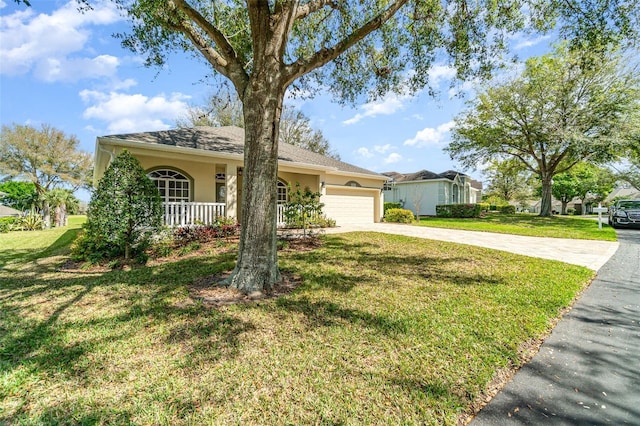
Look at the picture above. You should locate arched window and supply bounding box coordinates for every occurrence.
[148,169,191,203]
[346,180,361,187]
[277,179,288,204]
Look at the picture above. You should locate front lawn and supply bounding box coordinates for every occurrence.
[0,215,86,269]
[417,213,617,241]
[0,230,594,425]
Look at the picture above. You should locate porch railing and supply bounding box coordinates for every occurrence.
[162,202,288,227]
[162,202,226,226]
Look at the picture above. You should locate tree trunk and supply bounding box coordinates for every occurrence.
[561,201,568,215]
[42,199,51,228]
[223,82,283,294]
[540,177,553,217]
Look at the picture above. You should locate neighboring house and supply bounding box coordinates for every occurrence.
[0,205,22,218]
[93,126,387,226]
[382,170,482,217]
[606,184,640,203]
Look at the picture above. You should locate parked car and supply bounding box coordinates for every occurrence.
[608,199,640,228]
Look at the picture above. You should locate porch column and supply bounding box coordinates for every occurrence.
[225,164,238,220]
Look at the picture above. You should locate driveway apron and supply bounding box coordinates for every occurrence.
[471,228,640,425]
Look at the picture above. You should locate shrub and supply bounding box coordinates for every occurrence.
[0,217,17,233]
[477,203,490,212]
[13,211,44,231]
[384,208,415,223]
[383,202,402,215]
[436,204,482,218]
[499,205,516,214]
[283,183,334,236]
[566,207,576,215]
[72,150,162,263]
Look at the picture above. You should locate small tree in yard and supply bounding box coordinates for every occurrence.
[76,151,162,262]
[283,183,323,239]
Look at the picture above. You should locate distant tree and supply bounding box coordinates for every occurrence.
[410,187,424,219]
[448,46,640,217]
[278,108,340,159]
[552,172,581,215]
[483,159,532,203]
[78,151,161,262]
[617,158,640,191]
[176,89,244,128]
[573,164,615,213]
[613,123,640,190]
[178,93,340,159]
[0,181,37,211]
[45,188,79,227]
[0,124,93,227]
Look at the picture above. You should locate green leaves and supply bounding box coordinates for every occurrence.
[79,150,162,262]
[448,45,640,215]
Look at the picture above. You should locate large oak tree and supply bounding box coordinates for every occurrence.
[448,46,640,216]
[20,0,637,292]
[0,124,93,227]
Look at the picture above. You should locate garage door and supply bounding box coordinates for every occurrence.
[323,188,375,225]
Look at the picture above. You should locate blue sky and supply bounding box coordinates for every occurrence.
[1,1,554,200]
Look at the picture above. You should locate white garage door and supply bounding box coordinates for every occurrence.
[323,188,375,225]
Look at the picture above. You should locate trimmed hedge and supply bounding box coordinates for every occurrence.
[384,208,415,223]
[499,205,516,214]
[435,204,482,218]
[383,202,402,215]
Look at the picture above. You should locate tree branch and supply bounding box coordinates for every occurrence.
[294,0,339,20]
[171,0,249,90]
[283,0,409,87]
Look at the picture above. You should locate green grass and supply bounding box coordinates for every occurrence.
[417,213,617,241]
[0,230,594,425]
[0,215,86,269]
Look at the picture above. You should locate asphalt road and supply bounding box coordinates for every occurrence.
[471,227,640,425]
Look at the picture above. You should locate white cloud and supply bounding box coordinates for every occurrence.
[429,64,456,86]
[343,93,409,125]
[403,121,455,147]
[81,90,191,134]
[0,1,123,81]
[34,54,120,82]
[374,144,393,154]
[383,153,403,164]
[512,34,551,51]
[356,147,374,158]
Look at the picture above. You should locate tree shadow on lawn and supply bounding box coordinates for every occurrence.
[0,228,82,270]
[0,253,252,386]
[284,234,508,293]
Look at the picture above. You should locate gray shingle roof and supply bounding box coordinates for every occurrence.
[102,126,383,178]
[382,169,469,182]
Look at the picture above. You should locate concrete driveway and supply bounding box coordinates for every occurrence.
[325,223,619,271]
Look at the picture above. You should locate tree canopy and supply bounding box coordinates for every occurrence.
[0,123,93,227]
[482,159,532,203]
[0,124,93,196]
[448,45,640,216]
[0,181,37,212]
